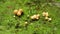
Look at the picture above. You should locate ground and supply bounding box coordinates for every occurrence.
[0,0,60,34]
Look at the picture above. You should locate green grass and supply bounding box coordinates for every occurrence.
[0,0,60,34]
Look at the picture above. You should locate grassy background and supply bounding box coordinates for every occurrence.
[0,0,60,34]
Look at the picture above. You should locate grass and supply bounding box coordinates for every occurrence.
[0,0,60,34]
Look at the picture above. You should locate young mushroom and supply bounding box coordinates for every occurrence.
[48,18,52,21]
[25,22,28,24]
[45,16,48,20]
[42,12,49,17]
[30,14,40,20]
[17,9,23,16]
[13,9,23,16]
[23,22,28,26]
[17,11,21,16]
[45,17,52,21]
[13,15,15,18]
[13,10,18,15]
[24,22,28,29]
[45,12,49,17]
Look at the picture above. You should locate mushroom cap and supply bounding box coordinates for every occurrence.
[42,12,46,16]
[45,12,49,17]
[13,15,15,18]
[25,22,28,24]
[42,12,49,17]
[14,10,18,15]
[17,11,21,16]
[48,18,52,21]
[17,9,23,16]
[30,16,35,19]
[45,16,48,20]
[30,14,40,19]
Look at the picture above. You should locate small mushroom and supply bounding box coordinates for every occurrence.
[24,22,28,29]
[36,14,40,19]
[48,18,52,21]
[13,10,18,15]
[42,12,49,17]
[13,9,23,16]
[25,22,28,24]
[45,12,49,17]
[42,12,46,16]
[13,15,15,18]
[30,14,40,20]
[30,15,36,19]
[45,16,48,20]
[17,9,23,16]
[17,11,22,16]
[24,22,28,26]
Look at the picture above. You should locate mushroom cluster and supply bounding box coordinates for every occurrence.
[13,9,52,22]
[13,9,23,16]
[30,14,40,20]
[42,12,49,17]
[42,12,52,21]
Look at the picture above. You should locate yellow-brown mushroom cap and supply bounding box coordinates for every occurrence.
[42,12,49,17]
[13,10,18,15]
[45,16,48,20]
[30,14,40,19]
[17,11,21,16]
[17,9,23,16]
[48,18,52,21]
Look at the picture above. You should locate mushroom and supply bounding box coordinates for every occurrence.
[25,22,28,24]
[42,12,49,17]
[30,14,40,20]
[35,14,40,19]
[17,11,22,16]
[48,18,52,21]
[42,12,46,16]
[17,9,23,16]
[13,10,18,15]
[30,15,36,19]
[45,12,49,17]
[45,16,48,20]
[13,15,15,18]
[24,22,28,29]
